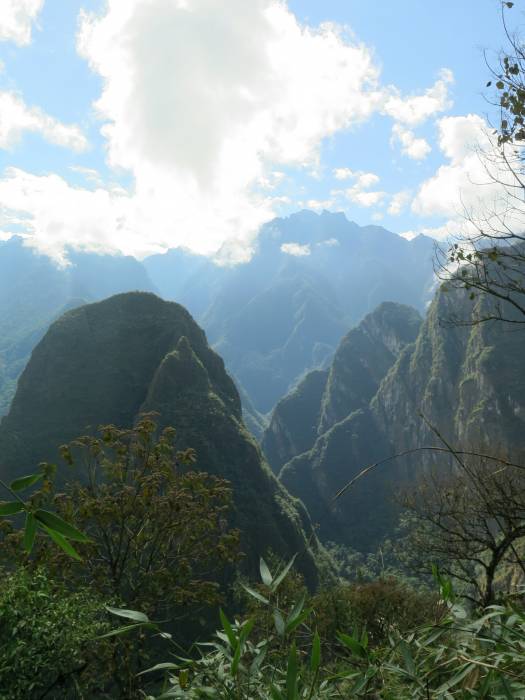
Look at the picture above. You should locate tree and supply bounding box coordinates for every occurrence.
[436,1,525,326]
[27,415,241,618]
[400,455,525,606]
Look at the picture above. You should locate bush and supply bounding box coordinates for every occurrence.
[0,566,110,699]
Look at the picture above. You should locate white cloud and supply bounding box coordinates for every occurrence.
[46,0,386,263]
[387,190,411,216]
[346,189,385,207]
[304,198,334,211]
[334,168,384,208]
[412,114,493,219]
[0,91,88,152]
[317,237,339,247]
[0,0,459,262]
[383,68,454,126]
[391,124,431,160]
[0,0,43,45]
[281,241,311,256]
[333,167,354,180]
[410,113,525,243]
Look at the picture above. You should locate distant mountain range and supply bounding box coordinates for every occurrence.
[0,212,436,427]
[144,210,436,417]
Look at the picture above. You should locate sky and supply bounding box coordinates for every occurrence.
[0,0,520,263]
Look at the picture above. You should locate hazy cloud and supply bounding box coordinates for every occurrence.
[0,91,88,152]
[0,0,44,46]
[391,124,431,160]
[281,241,311,256]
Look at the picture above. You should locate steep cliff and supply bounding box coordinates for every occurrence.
[276,288,525,552]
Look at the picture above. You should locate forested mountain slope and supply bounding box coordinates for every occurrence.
[0,292,322,584]
[266,290,525,552]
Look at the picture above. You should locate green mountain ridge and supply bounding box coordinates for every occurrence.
[265,290,525,552]
[0,292,323,585]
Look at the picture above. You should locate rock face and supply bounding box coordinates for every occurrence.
[270,290,525,553]
[0,292,322,585]
[263,303,421,474]
[144,211,435,414]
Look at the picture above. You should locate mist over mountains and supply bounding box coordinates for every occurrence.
[0,211,435,426]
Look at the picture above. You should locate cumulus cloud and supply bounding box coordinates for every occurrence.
[391,124,431,160]
[0,91,88,152]
[0,0,43,46]
[412,114,492,219]
[383,68,453,126]
[410,113,525,242]
[388,190,411,216]
[333,168,384,208]
[333,167,354,180]
[281,241,311,256]
[0,0,459,262]
[39,0,385,263]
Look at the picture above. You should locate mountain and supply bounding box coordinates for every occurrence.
[144,211,435,414]
[268,289,525,553]
[0,292,322,585]
[0,237,157,416]
[263,302,422,473]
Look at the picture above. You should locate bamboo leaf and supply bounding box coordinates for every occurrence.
[10,473,44,492]
[23,512,36,553]
[34,509,89,542]
[41,524,81,560]
[0,501,24,516]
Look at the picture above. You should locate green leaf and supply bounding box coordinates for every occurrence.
[10,472,43,492]
[98,622,153,639]
[239,618,255,647]
[23,512,36,553]
[41,524,81,560]
[286,642,298,700]
[398,640,416,677]
[286,592,306,629]
[138,662,179,676]
[106,606,150,623]
[231,640,242,677]
[337,632,367,658]
[271,553,297,592]
[310,631,321,673]
[260,557,273,586]
[34,509,89,542]
[219,608,237,649]
[0,501,24,516]
[274,609,285,637]
[242,584,269,605]
[270,685,284,700]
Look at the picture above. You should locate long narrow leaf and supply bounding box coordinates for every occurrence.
[34,509,89,542]
[286,642,298,700]
[0,501,24,516]
[106,606,150,623]
[310,631,321,673]
[10,473,43,492]
[272,554,298,592]
[40,524,81,560]
[23,512,36,553]
[260,557,273,586]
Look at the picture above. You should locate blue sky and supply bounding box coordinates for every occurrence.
[0,0,518,261]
